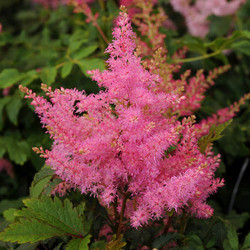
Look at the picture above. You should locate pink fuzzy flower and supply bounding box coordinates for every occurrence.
[21,10,224,227]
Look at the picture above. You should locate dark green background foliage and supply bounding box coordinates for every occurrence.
[0,0,250,249]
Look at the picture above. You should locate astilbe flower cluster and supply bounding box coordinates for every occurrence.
[170,0,246,37]
[20,10,224,227]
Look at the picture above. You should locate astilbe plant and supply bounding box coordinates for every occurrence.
[20,10,225,234]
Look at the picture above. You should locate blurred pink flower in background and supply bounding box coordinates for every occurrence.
[0,159,14,178]
[170,0,246,37]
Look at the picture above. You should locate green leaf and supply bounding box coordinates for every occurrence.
[225,211,249,230]
[30,176,52,198]
[0,196,89,244]
[72,45,98,60]
[198,119,232,154]
[3,208,18,222]
[30,165,55,197]
[21,70,39,86]
[43,178,62,196]
[6,92,23,125]
[69,40,86,53]
[22,196,85,236]
[32,165,54,186]
[77,58,105,77]
[0,218,66,244]
[187,234,204,250]
[61,62,74,78]
[182,36,207,54]
[226,225,239,250]
[242,233,250,250]
[223,239,233,250]
[66,235,91,250]
[0,97,11,130]
[0,69,24,89]
[6,138,30,165]
[231,40,250,56]
[40,67,57,85]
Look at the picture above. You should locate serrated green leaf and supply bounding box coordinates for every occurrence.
[77,58,105,77]
[40,67,57,85]
[0,69,24,89]
[66,235,91,250]
[242,233,250,250]
[231,40,250,56]
[3,208,18,222]
[0,196,89,245]
[72,45,98,60]
[0,218,65,244]
[22,196,85,236]
[61,62,74,78]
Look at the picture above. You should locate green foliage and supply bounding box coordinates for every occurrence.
[66,235,91,250]
[242,233,250,250]
[0,217,66,244]
[223,225,239,250]
[0,69,24,89]
[29,165,54,198]
[0,196,90,244]
[231,40,250,56]
[61,62,74,78]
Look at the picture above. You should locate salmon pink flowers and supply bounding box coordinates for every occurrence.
[20,10,224,227]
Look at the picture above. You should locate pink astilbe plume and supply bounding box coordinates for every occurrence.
[20,10,224,227]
